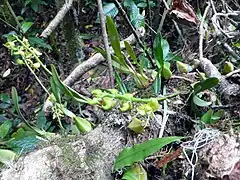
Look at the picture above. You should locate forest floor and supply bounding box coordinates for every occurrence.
[1,0,240,179]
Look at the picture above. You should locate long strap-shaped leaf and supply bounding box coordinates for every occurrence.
[114,136,183,170]
[12,87,55,138]
[50,64,89,103]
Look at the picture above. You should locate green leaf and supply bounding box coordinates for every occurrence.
[154,33,164,69]
[124,0,144,28]
[28,37,52,49]
[0,93,11,109]
[51,65,88,103]
[30,0,47,12]
[193,95,212,107]
[102,3,118,19]
[212,109,224,121]
[122,164,147,180]
[124,41,137,64]
[106,16,123,59]
[115,71,128,94]
[11,87,31,127]
[60,106,76,118]
[153,33,169,69]
[36,111,47,129]
[7,135,40,154]
[201,109,213,124]
[51,65,72,96]
[0,120,12,139]
[50,77,61,103]
[0,149,17,164]
[21,21,33,33]
[193,77,219,94]
[114,136,183,170]
[74,116,92,133]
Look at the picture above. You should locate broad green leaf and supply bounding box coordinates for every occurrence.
[106,16,123,59]
[193,95,212,107]
[21,21,33,33]
[0,93,11,109]
[193,77,219,94]
[114,136,183,170]
[28,37,52,49]
[212,109,224,121]
[102,3,118,19]
[30,0,47,12]
[124,0,144,28]
[201,109,213,124]
[0,120,12,139]
[128,118,145,133]
[122,164,147,180]
[7,135,40,154]
[74,116,92,132]
[0,149,17,164]
[124,41,137,64]
[36,111,47,130]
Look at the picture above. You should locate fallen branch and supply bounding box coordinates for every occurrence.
[40,0,73,38]
[43,28,145,113]
[199,3,240,100]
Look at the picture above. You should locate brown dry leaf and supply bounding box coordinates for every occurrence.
[170,0,198,24]
[157,147,183,168]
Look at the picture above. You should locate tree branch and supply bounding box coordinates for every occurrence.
[40,0,73,38]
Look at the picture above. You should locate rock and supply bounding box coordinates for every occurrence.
[199,134,240,179]
[0,125,125,180]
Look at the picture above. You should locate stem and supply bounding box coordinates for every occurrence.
[23,59,51,96]
[100,92,180,103]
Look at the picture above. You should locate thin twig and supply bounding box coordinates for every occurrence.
[0,17,18,31]
[113,0,156,68]
[199,3,211,61]
[146,0,153,50]
[97,0,114,88]
[40,0,74,38]
[158,8,168,32]
[226,69,240,78]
